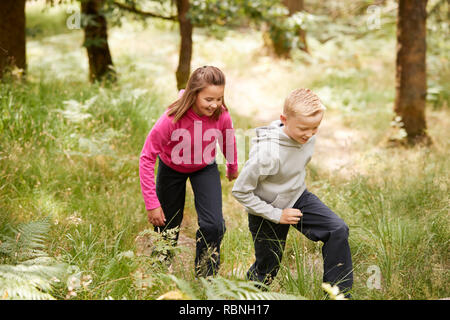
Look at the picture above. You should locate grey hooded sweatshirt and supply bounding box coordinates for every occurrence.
[232,120,315,224]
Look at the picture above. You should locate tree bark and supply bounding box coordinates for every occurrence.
[394,0,430,145]
[81,0,116,83]
[175,0,193,90]
[0,0,26,79]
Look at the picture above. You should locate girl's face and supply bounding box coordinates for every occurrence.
[193,85,224,117]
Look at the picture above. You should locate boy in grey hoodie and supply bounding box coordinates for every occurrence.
[232,89,353,296]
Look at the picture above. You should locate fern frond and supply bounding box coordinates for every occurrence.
[238,291,305,300]
[162,274,199,300]
[201,276,306,300]
[0,217,52,263]
[0,262,66,282]
[0,278,55,300]
[0,263,66,300]
[0,217,68,300]
[158,274,306,301]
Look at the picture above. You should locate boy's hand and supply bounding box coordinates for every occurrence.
[226,170,239,181]
[147,207,166,226]
[280,208,303,224]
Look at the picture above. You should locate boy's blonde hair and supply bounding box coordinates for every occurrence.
[283,88,326,118]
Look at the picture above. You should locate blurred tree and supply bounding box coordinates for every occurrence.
[4,1,313,85]
[19,0,118,83]
[0,0,26,80]
[111,0,187,87]
[394,0,431,145]
[283,0,308,51]
[281,0,308,54]
[252,0,310,58]
[175,0,193,90]
[113,0,308,87]
[82,0,116,83]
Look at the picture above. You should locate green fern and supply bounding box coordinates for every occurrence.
[0,217,67,300]
[160,274,306,300]
[200,276,305,300]
[162,274,201,300]
[0,218,51,263]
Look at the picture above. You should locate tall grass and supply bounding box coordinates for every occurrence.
[308,145,449,299]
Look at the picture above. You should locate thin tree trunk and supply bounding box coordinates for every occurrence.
[0,0,26,79]
[175,0,193,90]
[81,0,116,83]
[394,0,430,145]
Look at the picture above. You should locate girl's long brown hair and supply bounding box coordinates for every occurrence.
[167,66,228,122]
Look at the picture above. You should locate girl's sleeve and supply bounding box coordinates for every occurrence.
[220,111,238,175]
[139,115,171,210]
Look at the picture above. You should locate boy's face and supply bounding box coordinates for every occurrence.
[280,111,323,144]
[193,85,224,117]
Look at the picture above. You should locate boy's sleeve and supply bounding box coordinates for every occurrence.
[231,145,282,224]
[220,111,238,175]
[139,115,171,211]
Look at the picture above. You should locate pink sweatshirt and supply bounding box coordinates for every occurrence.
[139,104,238,211]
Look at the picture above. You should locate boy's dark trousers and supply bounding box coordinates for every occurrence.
[155,158,225,277]
[247,189,353,294]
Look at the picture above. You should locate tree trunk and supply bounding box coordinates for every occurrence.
[81,0,116,83]
[394,0,430,145]
[283,0,309,54]
[0,0,26,79]
[175,0,193,90]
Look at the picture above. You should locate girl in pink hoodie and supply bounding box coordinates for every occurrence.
[139,66,238,277]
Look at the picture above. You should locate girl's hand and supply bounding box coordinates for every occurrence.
[226,170,239,181]
[147,207,166,226]
[279,208,302,225]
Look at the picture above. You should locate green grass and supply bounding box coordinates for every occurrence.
[1,3,449,300]
[26,1,73,40]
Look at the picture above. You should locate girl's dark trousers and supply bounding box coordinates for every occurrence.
[155,158,225,277]
[247,189,353,295]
